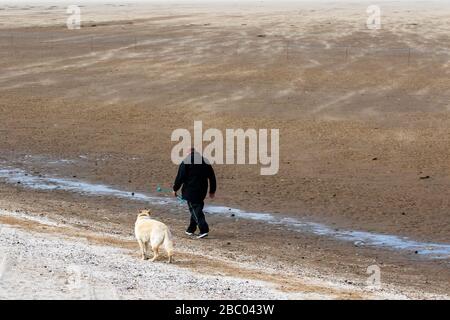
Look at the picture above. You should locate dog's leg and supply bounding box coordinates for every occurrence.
[166,247,174,263]
[144,242,151,260]
[151,245,160,262]
[138,240,147,260]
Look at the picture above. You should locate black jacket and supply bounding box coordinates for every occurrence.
[173,153,216,203]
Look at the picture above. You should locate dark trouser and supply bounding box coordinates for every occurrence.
[186,201,209,234]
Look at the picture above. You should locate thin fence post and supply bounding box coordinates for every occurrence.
[10,33,14,57]
[407,48,411,66]
[345,46,351,61]
[38,33,41,61]
[286,39,289,61]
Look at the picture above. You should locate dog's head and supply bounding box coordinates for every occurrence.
[138,209,151,218]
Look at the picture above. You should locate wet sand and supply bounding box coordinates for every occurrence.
[0,1,449,298]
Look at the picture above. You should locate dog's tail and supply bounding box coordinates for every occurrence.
[164,228,174,263]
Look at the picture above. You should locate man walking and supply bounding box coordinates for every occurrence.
[173,148,216,239]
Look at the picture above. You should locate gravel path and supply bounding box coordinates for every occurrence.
[0,217,319,299]
[2,208,444,300]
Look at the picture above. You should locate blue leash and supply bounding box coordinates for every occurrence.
[156,185,186,203]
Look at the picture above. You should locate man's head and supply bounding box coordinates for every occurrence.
[184,147,203,164]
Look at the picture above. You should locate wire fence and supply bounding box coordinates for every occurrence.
[0,32,448,99]
[0,32,448,60]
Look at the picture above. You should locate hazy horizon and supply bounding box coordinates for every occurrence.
[1,0,447,4]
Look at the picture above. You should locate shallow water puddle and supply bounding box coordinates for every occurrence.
[1,166,449,260]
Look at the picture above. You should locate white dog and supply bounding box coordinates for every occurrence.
[134,209,174,263]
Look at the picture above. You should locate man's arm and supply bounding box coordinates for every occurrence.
[207,164,216,195]
[173,162,185,193]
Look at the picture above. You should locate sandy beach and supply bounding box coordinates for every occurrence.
[0,1,449,299]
